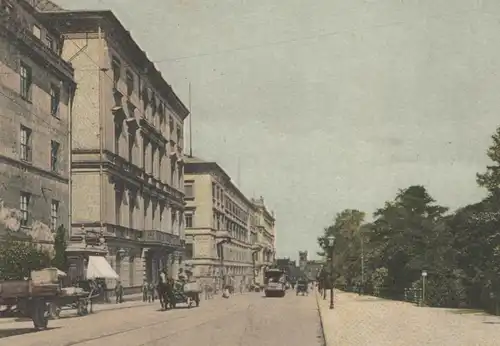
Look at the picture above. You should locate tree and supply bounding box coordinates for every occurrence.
[52,225,68,271]
[0,234,51,280]
[318,209,366,288]
[477,127,500,194]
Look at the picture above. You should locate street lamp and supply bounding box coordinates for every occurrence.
[216,231,231,292]
[251,244,263,289]
[326,235,336,310]
[421,270,427,307]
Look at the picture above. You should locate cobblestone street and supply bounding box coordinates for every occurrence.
[317,290,500,346]
[0,292,323,346]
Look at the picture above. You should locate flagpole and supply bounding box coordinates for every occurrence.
[189,82,193,157]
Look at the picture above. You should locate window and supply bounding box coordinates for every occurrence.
[125,70,134,96]
[142,137,147,169]
[184,183,194,198]
[129,256,135,286]
[185,214,193,228]
[32,25,41,39]
[176,126,182,143]
[127,132,134,164]
[50,140,60,172]
[129,194,134,229]
[50,84,60,116]
[114,122,121,155]
[185,244,193,259]
[51,200,59,231]
[45,35,54,50]
[20,192,30,227]
[158,152,163,181]
[115,188,122,225]
[170,161,176,185]
[20,126,32,162]
[151,146,156,176]
[111,56,121,88]
[20,63,32,101]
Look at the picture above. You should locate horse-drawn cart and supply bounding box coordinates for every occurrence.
[165,280,201,309]
[0,269,61,330]
[48,287,98,319]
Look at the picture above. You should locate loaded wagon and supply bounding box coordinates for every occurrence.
[0,268,61,330]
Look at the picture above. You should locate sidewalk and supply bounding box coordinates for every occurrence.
[316,290,500,346]
[0,289,251,325]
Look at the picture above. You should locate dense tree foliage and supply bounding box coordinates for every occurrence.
[318,126,500,313]
[0,234,52,280]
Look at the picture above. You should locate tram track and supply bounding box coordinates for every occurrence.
[63,298,248,346]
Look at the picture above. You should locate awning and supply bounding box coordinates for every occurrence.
[86,256,119,280]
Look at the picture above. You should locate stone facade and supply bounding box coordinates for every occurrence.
[251,196,276,286]
[0,1,75,242]
[39,10,189,291]
[183,157,259,291]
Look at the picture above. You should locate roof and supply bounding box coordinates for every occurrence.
[28,0,64,11]
[37,10,189,120]
[184,156,255,209]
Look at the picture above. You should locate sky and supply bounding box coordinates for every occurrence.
[56,0,500,260]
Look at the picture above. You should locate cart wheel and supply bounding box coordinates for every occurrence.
[49,302,61,319]
[77,301,88,316]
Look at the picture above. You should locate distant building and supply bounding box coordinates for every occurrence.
[251,196,276,286]
[183,156,256,291]
[298,251,324,281]
[0,1,75,243]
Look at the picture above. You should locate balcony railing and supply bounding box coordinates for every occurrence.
[142,229,181,247]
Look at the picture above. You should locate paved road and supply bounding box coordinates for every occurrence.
[318,290,500,346]
[0,291,324,346]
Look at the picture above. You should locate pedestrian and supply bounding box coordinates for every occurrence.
[142,280,149,302]
[115,280,124,304]
[149,281,156,302]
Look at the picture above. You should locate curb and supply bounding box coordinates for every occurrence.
[315,291,328,346]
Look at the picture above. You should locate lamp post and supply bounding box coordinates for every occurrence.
[216,234,231,292]
[251,245,262,289]
[421,270,427,307]
[327,235,336,310]
[360,232,364,295]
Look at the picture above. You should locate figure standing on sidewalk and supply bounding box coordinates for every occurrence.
[149,281,156,302]
[115,280,124,304]
[142,280,149,302]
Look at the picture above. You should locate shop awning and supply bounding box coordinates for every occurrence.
[86,256,119,280]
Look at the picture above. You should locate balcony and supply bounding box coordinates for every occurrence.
[104,151,142,179]
[142,229,182,248]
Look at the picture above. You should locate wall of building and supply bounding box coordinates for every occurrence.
[0,2,72,236]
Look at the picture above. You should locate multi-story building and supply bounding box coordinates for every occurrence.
[251,196,276,286]
[0,0,75,241]
[183,156,256,291]
[40,10,189,292]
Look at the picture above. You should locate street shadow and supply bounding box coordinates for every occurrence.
[483,321,500,324]
[0,327,60,339]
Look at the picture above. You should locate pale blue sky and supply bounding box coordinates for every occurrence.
[56,0,500,260]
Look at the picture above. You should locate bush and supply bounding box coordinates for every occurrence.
[0,235,52,280]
